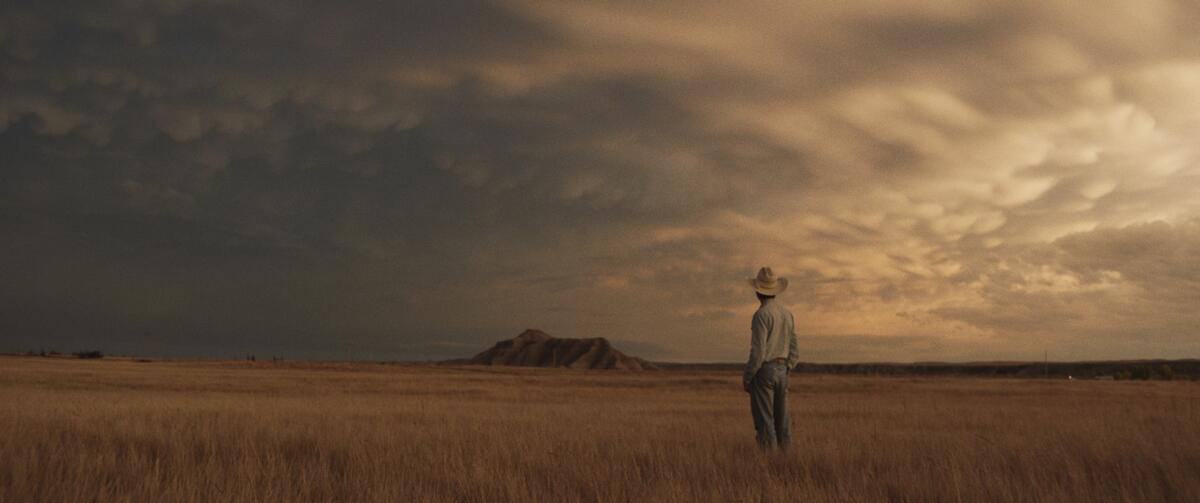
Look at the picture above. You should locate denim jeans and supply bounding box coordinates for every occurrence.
[750,361,790,450]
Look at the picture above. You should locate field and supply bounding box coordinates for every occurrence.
[2,356,1199,502]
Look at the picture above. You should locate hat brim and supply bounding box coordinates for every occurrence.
[749,277,788,296]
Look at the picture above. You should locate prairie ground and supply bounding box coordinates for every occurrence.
[1,356,1198,502]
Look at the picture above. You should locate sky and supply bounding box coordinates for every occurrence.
[3,1,1200,363]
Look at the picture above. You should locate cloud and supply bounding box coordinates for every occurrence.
[931,220,1200,359]
[3,0,1200,361]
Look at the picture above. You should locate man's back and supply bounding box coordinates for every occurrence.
[743,297,799,384]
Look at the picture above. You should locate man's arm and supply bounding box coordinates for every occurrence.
[786,312,800,370]
[743,313,767,388]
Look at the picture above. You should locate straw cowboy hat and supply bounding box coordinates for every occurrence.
[748,266,788,296]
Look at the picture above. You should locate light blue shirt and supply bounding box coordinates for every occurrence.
[743,297,799,384]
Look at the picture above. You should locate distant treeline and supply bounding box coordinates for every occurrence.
[21,349,104,359]
[656,360,1200,380]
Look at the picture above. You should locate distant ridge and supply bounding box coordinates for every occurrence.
[469,329,658,370]
[654,359,1200,379]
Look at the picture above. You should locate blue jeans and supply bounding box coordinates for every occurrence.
[750,361,790,449]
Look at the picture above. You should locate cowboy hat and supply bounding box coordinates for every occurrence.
[748,266,788,296]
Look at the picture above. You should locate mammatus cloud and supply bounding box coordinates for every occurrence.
[2,1,1199,361]
[932,220,1200,358]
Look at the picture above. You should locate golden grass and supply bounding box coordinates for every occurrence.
[2,356,1198,502]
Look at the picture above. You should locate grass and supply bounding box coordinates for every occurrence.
[1,356,1198,502]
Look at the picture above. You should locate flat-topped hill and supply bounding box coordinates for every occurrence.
[469,329,658,370]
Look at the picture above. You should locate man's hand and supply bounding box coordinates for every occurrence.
[742,380,751,393]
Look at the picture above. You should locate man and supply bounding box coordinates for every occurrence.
[743,266,799,450]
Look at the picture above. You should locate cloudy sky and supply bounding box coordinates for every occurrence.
[3,1,1200,362]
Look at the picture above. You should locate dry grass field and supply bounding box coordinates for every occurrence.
[1,356,1198,502]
